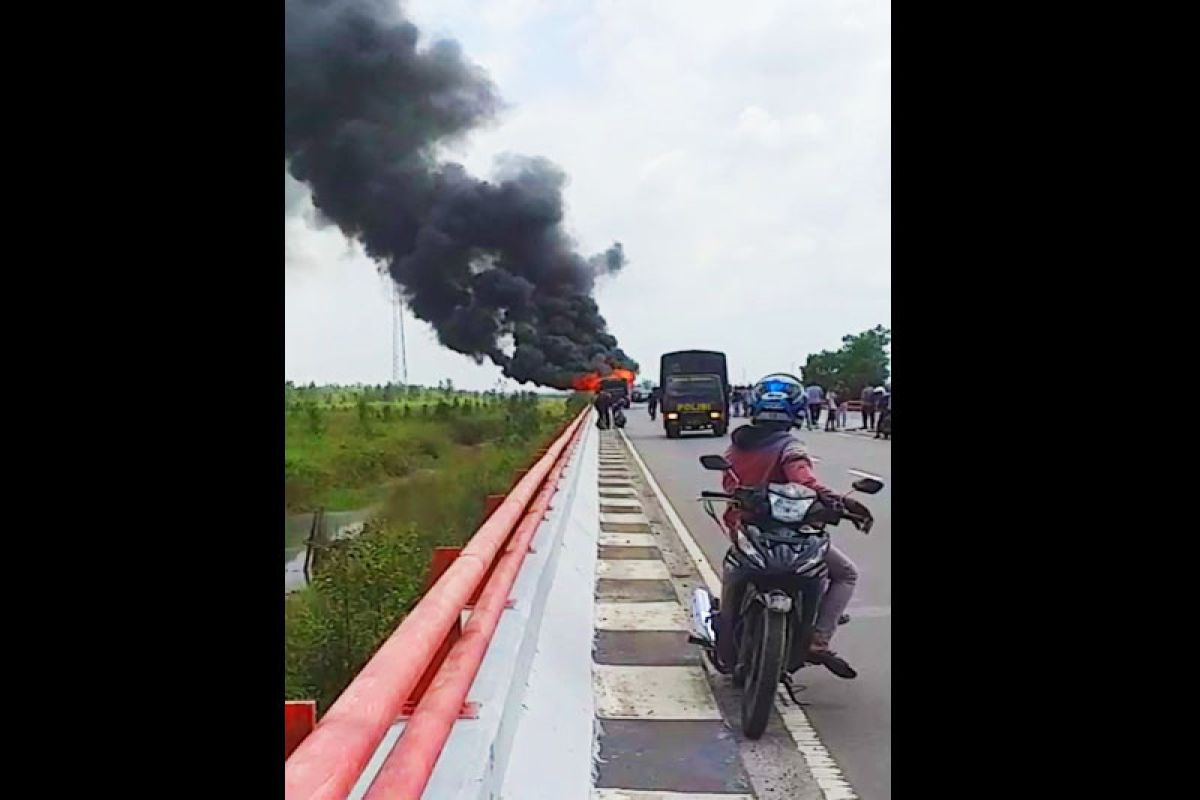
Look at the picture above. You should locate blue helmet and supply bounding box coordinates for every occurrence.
[749,373,805,426]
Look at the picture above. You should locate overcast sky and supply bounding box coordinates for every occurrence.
[285,0,890,390]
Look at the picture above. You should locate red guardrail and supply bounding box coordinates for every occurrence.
[363,414,586,798]
[284,409,588,800]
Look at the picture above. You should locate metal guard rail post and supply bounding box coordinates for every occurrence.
[285,409,589,800]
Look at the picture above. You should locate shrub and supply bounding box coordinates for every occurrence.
[304,404,325,436]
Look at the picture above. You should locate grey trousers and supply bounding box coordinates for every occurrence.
[814,545,859,638]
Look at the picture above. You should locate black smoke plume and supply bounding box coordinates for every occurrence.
[285,0,637,388]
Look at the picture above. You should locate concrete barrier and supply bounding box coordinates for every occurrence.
[347,416,600,799]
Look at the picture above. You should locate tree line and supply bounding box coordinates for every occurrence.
[800,325,891,399]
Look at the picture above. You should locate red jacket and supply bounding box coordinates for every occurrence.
[720,426,831,535]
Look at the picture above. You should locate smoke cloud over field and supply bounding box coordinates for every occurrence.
[285,0,637,387]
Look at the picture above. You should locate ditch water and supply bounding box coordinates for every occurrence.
[284,507,375,593]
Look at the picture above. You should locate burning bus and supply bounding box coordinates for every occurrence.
[572,367,636,408]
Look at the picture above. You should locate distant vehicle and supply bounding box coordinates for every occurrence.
[660,350,728,438]
[600,376,632,408]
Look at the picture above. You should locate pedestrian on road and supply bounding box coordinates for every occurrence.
[594,391,613,430]
[835,386,849,429]
[874,386,891,440]
[797,390,812,430]
[805,382,824,428]
[647,386,660,420]
[825,390,839,431]
[860,384,876,431]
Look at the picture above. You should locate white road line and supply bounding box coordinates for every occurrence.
[618,428,860,800]
[599,532,659,547]
[597,559,670,580]
[599,512,653,533]
[595,601,690,631]
[600,498,647,512]
[593,664,722,720]
[604,532,662,551]
[774,689,859,800]
[599,486,639,497]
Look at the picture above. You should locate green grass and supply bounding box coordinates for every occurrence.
[284,397,564,513]
[284,388,584,714]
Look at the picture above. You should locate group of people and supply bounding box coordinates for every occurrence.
[599,379,890,440]
[729,381,891,438]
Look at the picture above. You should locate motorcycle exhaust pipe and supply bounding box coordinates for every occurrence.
[689,587,717,645]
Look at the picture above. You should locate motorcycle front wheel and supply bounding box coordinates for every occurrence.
[741,605,787,739]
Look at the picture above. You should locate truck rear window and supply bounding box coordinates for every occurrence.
[666,375,721,400]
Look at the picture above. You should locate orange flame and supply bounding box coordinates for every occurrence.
[572,367,636,393]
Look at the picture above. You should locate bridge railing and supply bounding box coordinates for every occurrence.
[285,409,589,800]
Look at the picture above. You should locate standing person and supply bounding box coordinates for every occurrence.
[860,384,876,431]
[647,386,660,420]
[875,386,891,440]
[805,382,824,429]
[796,389,812,430]
[594,391,613,430]
[825,389,838,431]
[837,391,849,430]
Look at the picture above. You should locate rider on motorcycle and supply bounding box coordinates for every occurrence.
[715,373,874,679]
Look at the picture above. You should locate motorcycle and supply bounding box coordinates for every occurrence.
[687,454,882,739]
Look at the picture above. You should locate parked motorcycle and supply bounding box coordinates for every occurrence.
[687,455,882,739]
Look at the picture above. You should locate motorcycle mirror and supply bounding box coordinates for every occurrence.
[851,477,884,494]
[699,455,732,471]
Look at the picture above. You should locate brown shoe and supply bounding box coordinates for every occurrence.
[807,634,857,679]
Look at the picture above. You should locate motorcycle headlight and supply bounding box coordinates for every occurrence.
[735,529,766,568]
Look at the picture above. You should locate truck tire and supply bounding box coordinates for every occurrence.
[712,423,727,437]
[666,423,681,439]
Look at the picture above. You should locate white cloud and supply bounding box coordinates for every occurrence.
[285,0,890,388]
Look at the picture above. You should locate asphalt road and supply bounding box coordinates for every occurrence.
[621,406,891,800]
